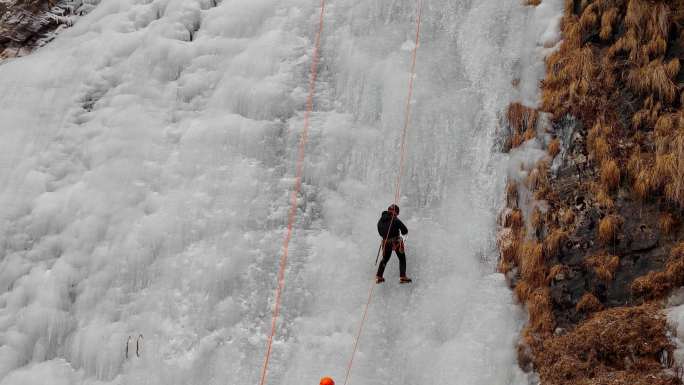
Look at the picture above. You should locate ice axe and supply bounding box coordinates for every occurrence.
[374,240,383,265]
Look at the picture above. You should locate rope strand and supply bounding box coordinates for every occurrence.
[258,2,326,385]
[342,1,423,384]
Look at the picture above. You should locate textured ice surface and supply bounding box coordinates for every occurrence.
[0,0,561,384]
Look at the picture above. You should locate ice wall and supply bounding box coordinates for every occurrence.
[0,0,561,384]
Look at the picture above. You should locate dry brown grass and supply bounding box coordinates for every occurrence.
[547,264,570,284]
[521,241,545,288]
[548,138,561,157]
[507,102,538,135]
[506,208,524,231]
[627,147,644,178]
[506,180,518,207]
[632,270,672,300]
[627,59,680,103]
[600,7,618,40]
[561,208,575,226]
[498,227,519,257]
[632,243,684,300]
[592,136,611,164]
[529,160,551,199]
[654,153,675,189]
[598,215,622,245]
[544,228,567,259]
[664,131,684,207]
[523,0,542,6]
[576,292,603,313]
[531,206,543,235]
[600,159,620,191]
[527,288,555,334]
[517,1,684,384]
[515,280,533,303]
[594,187,615,211]
[527,168,540,190]
[633,168,654,201]
[579,7,598,33]
[524,127,537,141]
[534,304,677,385]
[659,213,677,235]
[655,114,675,136]
[585,254,620,281]
[511,132,524,149]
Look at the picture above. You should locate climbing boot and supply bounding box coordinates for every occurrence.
[399,276,412,284]
[375,276,385,284]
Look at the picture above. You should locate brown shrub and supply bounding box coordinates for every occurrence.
[598,215,622,245]
[515,280,533,303]
[523,0,542,5]
[498,258,513,275]
[524,127,537,141]
[600,7,618,40]
[585,254,620,281]
[595,187,615,210]
[600,159,620,191]
[506,180,518,207]
[548,138,561,157]
[632,243,684,300]
[546,264,570,285]
[561,15,583,50]
[561,208,575,226]
[511,132,524,149]
[632,271,672,300]
[507,102,538,133]
[593,136,611,163]
[645,35,668,58]
[544,228,568,259]
[498,228,520,264]
[627,147,643,178]
[506,208,524,231]
[534,304,676,385]
[659,213,677,235]
[655,114,675,136]
[626,59,680,102]
[520,241,545,288]
[579,8,598,33]
[575,292,603,313]
[527,288,555,334]
[633,168,654,201]
[664,131,684,207]
[625,0,650,30]
[531,206,544,235]
[666,244,684,285]
[654,153,675,189]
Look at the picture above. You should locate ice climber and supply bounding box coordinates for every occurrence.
[320,377,335,385]
[376,204,412,284]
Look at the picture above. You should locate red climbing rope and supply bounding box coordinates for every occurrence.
[258,2,326,385]
[343,1,423,384]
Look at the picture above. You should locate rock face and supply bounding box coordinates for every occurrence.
[498,1,684,383]
[0,0,96,59]
[545,118,683,328]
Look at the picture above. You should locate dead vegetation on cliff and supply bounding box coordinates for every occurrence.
[500,0,684,383]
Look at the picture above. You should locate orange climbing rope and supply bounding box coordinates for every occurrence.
[258,1,326,385]
[343,1,423,384]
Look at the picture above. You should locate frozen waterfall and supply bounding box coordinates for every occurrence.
[0,0,562,384]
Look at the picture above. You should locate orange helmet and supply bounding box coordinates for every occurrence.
[320,377,335,385]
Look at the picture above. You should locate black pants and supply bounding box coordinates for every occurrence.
[376,241,406,278]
